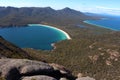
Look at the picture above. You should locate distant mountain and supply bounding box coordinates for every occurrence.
[84,12,118,19]
[84,12,106,18]
[0,6,92,27]
[0,36,30,58]
[58,7,84,17]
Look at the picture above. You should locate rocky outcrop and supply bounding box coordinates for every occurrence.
[49,63,71,77]
[76,76,95,80]
[0,59,74,80]
[21,75,57,80]
[76,73,95,80]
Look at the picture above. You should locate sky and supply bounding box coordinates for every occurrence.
[0,0,120,15]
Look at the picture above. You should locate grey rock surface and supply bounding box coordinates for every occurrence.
[76,76,95,80]
[59,77,68,80]
[0,59,54,80]
[21,75,57,80]
[0,59,73,80]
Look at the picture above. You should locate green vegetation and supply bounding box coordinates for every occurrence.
[0,36,30,59]
[24,24,120,80]
[0,77,5,80]
[0,7,97,27]
[0,6,120,80]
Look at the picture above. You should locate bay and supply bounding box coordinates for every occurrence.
[84,16,120,31]
[0,24,68,50]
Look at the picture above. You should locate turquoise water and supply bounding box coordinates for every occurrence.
[0,25,68,50]
[84,16,120,31]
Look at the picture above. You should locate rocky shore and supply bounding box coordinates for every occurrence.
[0,59,95,80]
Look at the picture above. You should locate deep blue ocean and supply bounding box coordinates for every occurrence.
[0,25,67,50]
[84,16,120,31]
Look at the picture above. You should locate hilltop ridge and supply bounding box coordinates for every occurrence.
[0,6,92,27]
[0,6,120,80]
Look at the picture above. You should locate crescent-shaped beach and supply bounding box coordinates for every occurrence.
[28,24,71,40]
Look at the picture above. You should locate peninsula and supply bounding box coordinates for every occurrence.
[0,6,120,80]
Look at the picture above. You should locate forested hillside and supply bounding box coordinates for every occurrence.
[0,6,120,80]
[0,7,93,27]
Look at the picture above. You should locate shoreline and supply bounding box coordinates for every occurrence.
[83,20,119,31]
[28,24,71,40]
[28,24,71,51]
[28,24,71,50]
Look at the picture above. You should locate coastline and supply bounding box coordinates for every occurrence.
[28,24,71,40]
[28,24,71,50]
[83,20,118,31]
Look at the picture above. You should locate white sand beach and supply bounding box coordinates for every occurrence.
[28,24,71,40]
